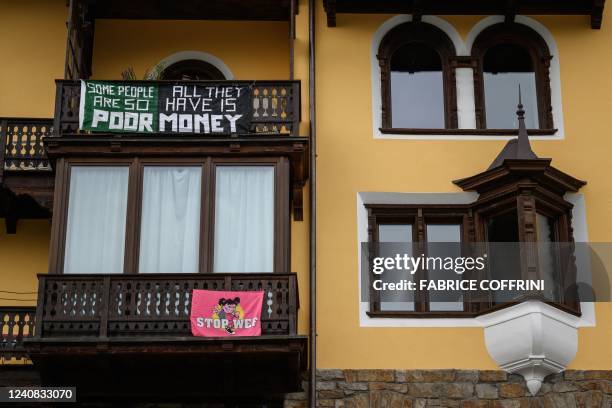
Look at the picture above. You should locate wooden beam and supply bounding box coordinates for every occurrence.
[325,0,337,27]
[412,0,423,22]
[505,0,517,24]
[328,0,605,29]
[592,0,605,29]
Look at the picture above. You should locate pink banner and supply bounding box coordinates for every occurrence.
[190,290,264,337]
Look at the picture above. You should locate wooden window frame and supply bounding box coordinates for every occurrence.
[377,22,459,132]
[471,23,555,131]
[49,156,290,275]
[366,204,477,318]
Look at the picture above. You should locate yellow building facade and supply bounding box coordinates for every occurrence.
[0,0,611,406]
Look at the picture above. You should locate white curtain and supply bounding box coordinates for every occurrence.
[214,166,274,273]
[64,166,129,274]
[138,167,202,273]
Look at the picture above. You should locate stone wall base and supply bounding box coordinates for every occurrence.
[285,369,612,408]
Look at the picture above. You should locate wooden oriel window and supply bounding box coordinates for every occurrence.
[377,22,458,131]
[472,23,554,131]
[50,156,290,274]
[366,194,579,317]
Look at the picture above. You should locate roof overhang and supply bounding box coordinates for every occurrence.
[323,0,605,28]
[85,0,297,21]
[453,159,587,195]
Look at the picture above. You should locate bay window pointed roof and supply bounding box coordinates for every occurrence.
[487,90,538,170]
[453,96,586,195]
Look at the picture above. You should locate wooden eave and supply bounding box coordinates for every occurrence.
[45,135,308,182]
[84,0,297,21]
[0,172,53,233]
[453,159,587,195]
[25,335,307,399]
[323,0,606,28]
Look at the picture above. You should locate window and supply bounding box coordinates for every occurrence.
[377,22,458,130]
[159,59,226,80]
[389,43,445,128]
[472,24,554,130]
[213,166,275,273]
[138,166,202,273]
[64,166,129,274]
[367,206,470,315]
[367,192,581,317]
[56,158,288,275]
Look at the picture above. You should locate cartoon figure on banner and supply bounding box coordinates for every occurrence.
[212,297,243,335]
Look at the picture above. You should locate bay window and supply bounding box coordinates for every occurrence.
[54,157,288,274]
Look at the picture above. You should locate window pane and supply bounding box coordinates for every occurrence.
[378,224,414,311]
[390,43,445,129]
[64,166,129,274]
[426,224,463,311]
[537,213,556,299]
[483,44,539,129]
[138,167,202,273]
[214,166,275,273]
[486,210,521,302]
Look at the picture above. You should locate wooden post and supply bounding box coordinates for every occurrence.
[0,119,7,182]
[33,276,46,339]
[99,275,111,339]
[288,274,297,335]
[291,82,300,136]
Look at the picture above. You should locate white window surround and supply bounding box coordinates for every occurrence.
[356,191,595,328]
[370,15,565,140]
[144,50,234,80]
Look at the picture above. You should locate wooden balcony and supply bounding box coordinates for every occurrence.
[24,273,306,398]
[0,119,54,233]
[54,80,301,138]
[0,307,35,360]
[32,273,299,338]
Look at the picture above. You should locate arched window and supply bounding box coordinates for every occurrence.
[472,24,553,130]
[377,22,458,130]
[159,59,226,81]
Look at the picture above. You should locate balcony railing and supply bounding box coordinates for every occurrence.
[0,307,35,360]
[0,118,52,173]
[54,80,301,137]
[33,273,298,341]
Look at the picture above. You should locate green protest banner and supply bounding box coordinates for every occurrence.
[79,81,159,133]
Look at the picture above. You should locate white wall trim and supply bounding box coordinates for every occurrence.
[144,50,234,80]
[356,192,595,328]
[370,15,565,140]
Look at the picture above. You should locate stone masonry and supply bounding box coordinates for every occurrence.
[282,370,612,408]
